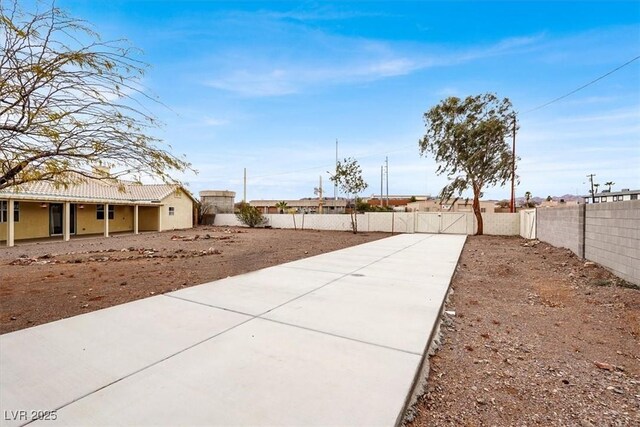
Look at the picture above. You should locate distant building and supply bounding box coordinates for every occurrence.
[407,198,496,213]
[200,190,236,213]
[249,199,347,214]
[539,198,580,208]
[363,195,428,211]
[583,189,640,204]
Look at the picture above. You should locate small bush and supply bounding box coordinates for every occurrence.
[590,279,612,287]
[235,203,267,228]
[616,280,639,290]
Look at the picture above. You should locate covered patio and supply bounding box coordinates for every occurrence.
[1,198,162,247]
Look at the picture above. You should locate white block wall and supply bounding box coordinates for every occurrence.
[479,213,520,236]
[214,212,520,236]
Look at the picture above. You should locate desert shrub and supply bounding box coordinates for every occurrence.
[235,203,267,228]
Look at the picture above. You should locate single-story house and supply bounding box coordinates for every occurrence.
[583,188,639,204]
[0,178,196,247]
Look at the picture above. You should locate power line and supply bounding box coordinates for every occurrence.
[521,54,640,114]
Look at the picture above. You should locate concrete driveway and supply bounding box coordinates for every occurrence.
[0,233,466,426]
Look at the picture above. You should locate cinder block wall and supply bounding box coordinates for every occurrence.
[584,200,640,285]
[481,213,520,236]
[536,205,584,257]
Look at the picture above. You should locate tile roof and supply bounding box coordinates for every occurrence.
[0,177,191,205]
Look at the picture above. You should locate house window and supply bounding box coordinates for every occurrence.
[96,204,115,220]
[168,206,175,216]
[601,196,607,202]
[0,201,19,222]
[631,194,638,200]
[480,208,486,213]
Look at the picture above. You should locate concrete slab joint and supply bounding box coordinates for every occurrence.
[0,234,467,426]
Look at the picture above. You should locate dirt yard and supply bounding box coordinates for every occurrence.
[1,230,638,425]
[0,227,387,334]
[407,236,639,426]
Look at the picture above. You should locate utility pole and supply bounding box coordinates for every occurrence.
[243,167,247,203]
[587,173,596,203]
[380,165,384,208]
[510,115,516,213]
[385,156,389,207]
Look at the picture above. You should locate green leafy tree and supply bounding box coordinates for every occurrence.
[355,197,371,212]
[419,93,516,235]
[604,181,614,192]
[275,201,288,214]
[235,202,266,228]
[0,1,191,190]
[329,157,368,233]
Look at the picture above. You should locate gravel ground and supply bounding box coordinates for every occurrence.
[406,235,639,426]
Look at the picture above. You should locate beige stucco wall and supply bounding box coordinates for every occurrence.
[76,204,134,235]
[159,189,194,231]
[138,206,160,231]
[0,201,49,241]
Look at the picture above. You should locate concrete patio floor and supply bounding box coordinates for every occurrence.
[0,233,466,427]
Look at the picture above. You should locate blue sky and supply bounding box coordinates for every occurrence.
[59,0,639,201]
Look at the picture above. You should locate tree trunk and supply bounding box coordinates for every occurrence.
[351,211,358,234]
[473,187,483,235]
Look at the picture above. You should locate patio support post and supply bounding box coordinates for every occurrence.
[134,205,139,234]
[104,203,110,237]
[63,202,71,242]
[7,199,15,247]
[157,206,161,231]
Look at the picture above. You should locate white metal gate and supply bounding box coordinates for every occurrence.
[415,212,469,234]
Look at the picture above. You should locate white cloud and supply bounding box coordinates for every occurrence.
[200,19,543,97]
[202,117,229,127]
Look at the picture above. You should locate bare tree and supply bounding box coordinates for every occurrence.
[196,201,214,225]
[0,1,191,190]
